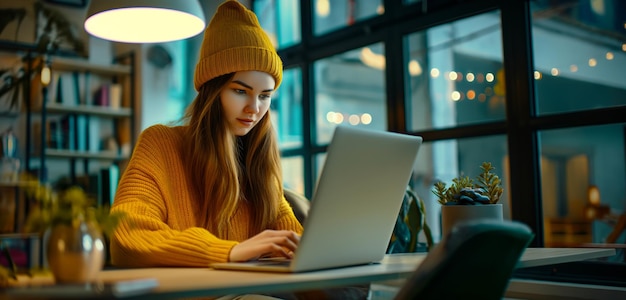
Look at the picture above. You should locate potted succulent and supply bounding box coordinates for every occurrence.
[432,162,504,237]
[22,178,125,283]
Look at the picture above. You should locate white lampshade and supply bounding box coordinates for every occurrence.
[85,0,206,43]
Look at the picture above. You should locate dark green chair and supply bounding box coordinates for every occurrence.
[283,188,310,224]
[393,219,534,300]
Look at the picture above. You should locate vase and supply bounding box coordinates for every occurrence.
[44,221,106,283]
[441,204,503,238]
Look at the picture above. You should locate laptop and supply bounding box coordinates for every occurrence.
[211,126,423,273]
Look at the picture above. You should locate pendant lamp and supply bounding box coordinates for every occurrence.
[84,0,206,43]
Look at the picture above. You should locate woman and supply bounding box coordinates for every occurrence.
[110,0,302,268]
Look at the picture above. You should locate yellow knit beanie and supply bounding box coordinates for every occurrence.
[194,0,283,91]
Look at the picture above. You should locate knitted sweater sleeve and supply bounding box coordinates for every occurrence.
[275,196,304,234]
[110,126,238,268]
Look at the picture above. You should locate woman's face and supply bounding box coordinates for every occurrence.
[220,71,275,136]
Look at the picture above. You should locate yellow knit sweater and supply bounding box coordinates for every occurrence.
[110,125,303,267]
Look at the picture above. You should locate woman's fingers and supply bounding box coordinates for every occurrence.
[229,230,300,262]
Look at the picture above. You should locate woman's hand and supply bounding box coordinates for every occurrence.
[229,230,300,262]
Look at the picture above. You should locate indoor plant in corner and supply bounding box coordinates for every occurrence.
[23,180,125,283]
[433,162,504,237]
[388,186,434,253]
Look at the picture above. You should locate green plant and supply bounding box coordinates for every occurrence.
[1,1,86,113]
[388,186,434,253]
[433,162,503,205]
[21,177,125,238]
[33,1,86,55]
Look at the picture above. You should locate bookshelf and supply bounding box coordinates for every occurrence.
[45,103,132,117]
[25,53,136,206]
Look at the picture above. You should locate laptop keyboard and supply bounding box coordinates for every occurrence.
[254,258,292,266]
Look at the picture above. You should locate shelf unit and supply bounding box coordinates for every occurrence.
[0,181,35,234]
[25,53,136,206]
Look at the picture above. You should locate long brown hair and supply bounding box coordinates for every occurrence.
[183,73,283,238]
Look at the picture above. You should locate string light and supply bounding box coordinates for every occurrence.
[484,87,493,96]
[425,43,621,104]
[455,72,463,82]
[348,114,360,125]
[588,58,597,67]
[361,113,372,125]
[326,111,372,125]
[408,60,422,76]
[485,73,494,82]
[448,71,458,81]
[451,91,461,101]
[467,90,476,100]
[551,68,559,76]
[430,68,440,78]
[316,0,330,17]
[376,4,384,15]
[41,65,51,86]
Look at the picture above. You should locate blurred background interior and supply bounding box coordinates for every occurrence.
[0,0,625,287]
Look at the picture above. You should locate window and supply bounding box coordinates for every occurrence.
[312,0,384,36]
[252,0,626,277]
[273,68,305,194]
[405,10,505,131]
[272,68,303,149]
[253,0,301,48]
[539,124,626,250]
[282,156,304,194]
[528,0,626,265]
[415,135,510,242]
[313,44,386,145]
[531,1,626,115]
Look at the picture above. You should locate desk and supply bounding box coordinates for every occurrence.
[3,247,616,299]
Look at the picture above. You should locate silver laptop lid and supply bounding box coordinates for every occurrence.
[292,126,422,272]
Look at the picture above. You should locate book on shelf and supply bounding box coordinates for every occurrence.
[57,72,76,106]
[99,164,120,206]
[79,71,90,106]
[94,84,109,107]
[93,83,123,108]
[109,83,123,109]
[75,115,87,151]
[47,119,62,149]
[58,115,76,150]
[48,72,61,105]
[57,71,96,106]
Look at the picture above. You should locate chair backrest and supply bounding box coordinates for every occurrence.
[393,219,534,300]
[284,188,310,224]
